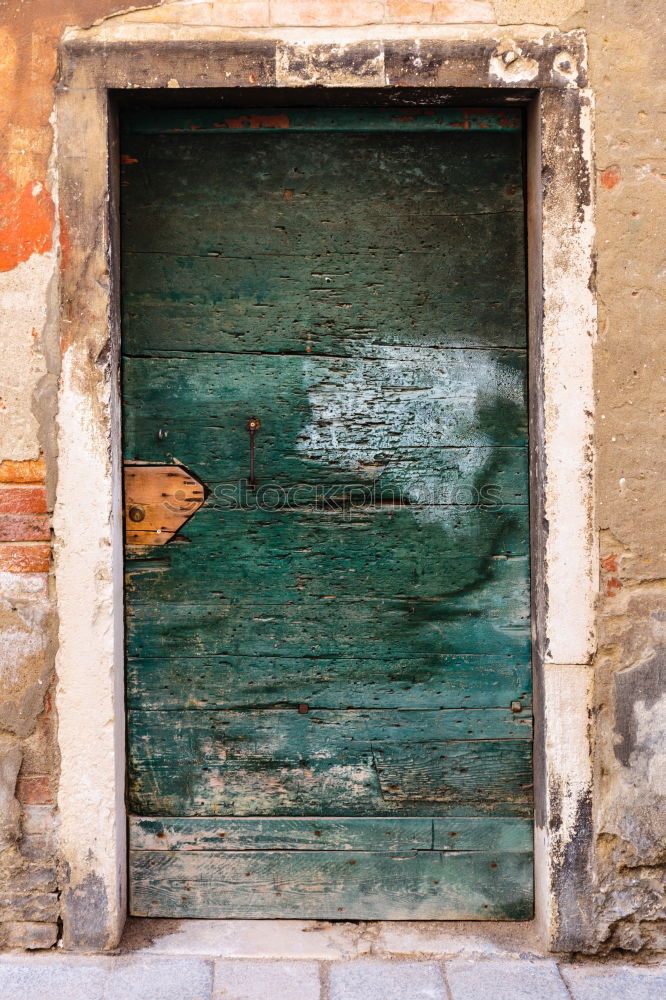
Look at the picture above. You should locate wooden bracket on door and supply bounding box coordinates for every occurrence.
[124,463,208,546]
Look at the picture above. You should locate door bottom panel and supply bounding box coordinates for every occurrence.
[129,816,533,919]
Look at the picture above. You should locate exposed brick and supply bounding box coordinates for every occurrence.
[3,920,58,950]
[0,543,50,572]
[0,485,47,514]
[0,460,46,484]
[16,775,54,806]
[600,164,622,189]
[0,514,50,541]
[385,0,433,21]
[271,0,384,27]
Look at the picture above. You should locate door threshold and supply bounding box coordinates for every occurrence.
[120,918,545,961]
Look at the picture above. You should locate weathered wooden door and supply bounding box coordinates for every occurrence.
[122,107,532,919]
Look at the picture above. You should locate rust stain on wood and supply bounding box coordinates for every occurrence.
[217,113,290,131]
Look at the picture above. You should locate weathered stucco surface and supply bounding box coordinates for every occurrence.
[0,0,663,957]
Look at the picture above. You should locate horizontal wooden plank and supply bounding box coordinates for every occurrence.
[122,208,525,271]
[123,108,523,135]
[125,509,529,602]
[122,253,524,353]
[129,707,532,749]
[130,816,432,852]
[128,709,532,817]
[121,130,523,212]
[121,445,528,504]
[126,652,532,712]
[126,591,530,660]
[129,848,533,919]
[129,816,533,853]
[122,351,528,456]
[435,817,532,852]
[123,296,525,357]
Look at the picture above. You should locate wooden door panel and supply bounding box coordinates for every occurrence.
[127,653,531,712]
[122,107,532,919]
[126,517,529,602]
[127,597,530,660]
[128,707,532,817]
[130,816,532,853]
[129,847,533,920]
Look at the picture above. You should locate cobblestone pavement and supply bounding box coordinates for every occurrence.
[0,921,663,999]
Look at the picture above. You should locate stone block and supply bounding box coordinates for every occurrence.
[329,960,447,999]
[0,959,107,1000]
[213,960,320,999]
[105,956,214,1000]
[560,964,666,1000]
[3,921,58,949]
[445,959,570,999]
[0,956,214,1000]
[0,745,21,848]
[126,918,370,960]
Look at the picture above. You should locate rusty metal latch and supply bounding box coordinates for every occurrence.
[124,463,208,546]
[246,416,261,489]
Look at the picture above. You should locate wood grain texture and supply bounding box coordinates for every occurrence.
[121,127,525,357]
[129,815,533,853]
[126,595,530,660]
[127,708,532,817]
[125,516,529,602]
[129,848,534,920]
[126,652,532,711]
[124,463,207,545]
[122,108,532,918]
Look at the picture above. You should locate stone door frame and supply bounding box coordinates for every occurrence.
[54,25,596,951]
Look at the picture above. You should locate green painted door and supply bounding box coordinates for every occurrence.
[122,107,533,920]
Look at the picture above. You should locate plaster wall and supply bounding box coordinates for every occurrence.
[0,0,662,957]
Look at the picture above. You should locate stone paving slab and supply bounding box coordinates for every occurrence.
[0,953,664,1000]
[561,963,666,1000]
[0,959,108,1000]
[0,956,214,1000]
[213,960,321,1000]
[446,958,570,999]
[328,960,447,1000]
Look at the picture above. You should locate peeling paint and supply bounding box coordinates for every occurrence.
[220,112,291,129]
